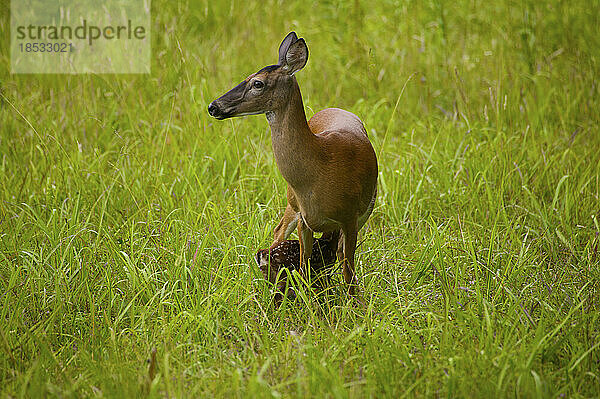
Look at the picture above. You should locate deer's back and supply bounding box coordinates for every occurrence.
[308,108,367,138]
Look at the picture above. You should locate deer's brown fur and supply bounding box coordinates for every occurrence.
[208,32,378,295]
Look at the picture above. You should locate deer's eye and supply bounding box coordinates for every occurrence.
[252,80,264,89]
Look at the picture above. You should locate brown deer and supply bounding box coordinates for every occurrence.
[208,32,378,296]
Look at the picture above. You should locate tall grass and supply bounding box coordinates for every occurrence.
[1,0,599,397]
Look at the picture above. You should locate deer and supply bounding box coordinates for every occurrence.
[256,231,340,306]
[208,32,378,296]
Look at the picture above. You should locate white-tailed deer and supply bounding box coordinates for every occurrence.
[208,32,378,296]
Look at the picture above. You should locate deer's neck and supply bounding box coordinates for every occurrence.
[266,78,318,190]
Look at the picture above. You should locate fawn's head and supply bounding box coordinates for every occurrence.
[208,32,308,120]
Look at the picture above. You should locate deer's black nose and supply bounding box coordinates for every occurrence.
[207,102,218,116]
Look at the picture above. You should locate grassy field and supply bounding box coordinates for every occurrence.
[1,0,599,397]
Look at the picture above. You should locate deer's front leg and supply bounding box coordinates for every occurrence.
[271,204,299,247]
[297,218,314,282]
[272,186,301,247]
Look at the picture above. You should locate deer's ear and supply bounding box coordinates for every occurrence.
[278,32,298,65]
[282,38,308,76]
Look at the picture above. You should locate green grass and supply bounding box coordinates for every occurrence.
[1,0,599,397]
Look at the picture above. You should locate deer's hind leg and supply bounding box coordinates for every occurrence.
[340,220,359,296]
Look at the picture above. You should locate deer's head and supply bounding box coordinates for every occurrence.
[207,32,308,120]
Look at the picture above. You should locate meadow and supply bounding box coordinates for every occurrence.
[1,0,599,397]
